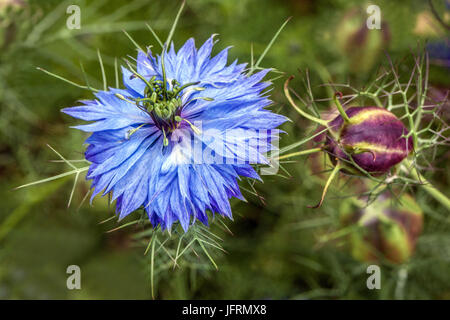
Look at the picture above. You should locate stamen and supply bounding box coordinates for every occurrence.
[175,116,202,135]
[184,96,214,106]
[125,123,146,139]
[115,93,135,104]
[162,127,169,146]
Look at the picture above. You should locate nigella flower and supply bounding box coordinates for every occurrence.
[62,36,287,231]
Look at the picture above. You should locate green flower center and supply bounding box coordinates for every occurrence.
[116,72,210,146]
[142,77,184,120]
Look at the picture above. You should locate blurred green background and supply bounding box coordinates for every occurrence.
[1,0,449,299]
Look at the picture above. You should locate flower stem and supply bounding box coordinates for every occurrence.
[284,76,329,126]
[308,162,341,209]
[318,224,359,244]
[276,147,322,160]
[333,92,350,123]
[405,159,450,210]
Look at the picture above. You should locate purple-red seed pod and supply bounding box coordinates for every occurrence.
[335,7,391,74]
[340,192,423,264]
[283,77,415,208]
[324,106,414,175]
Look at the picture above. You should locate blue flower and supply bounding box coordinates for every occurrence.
[62,36,287,231]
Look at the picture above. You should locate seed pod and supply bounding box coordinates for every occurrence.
[0,0,26,51]
[340,192,423,264]
[325,106,413,176]
[283,78,414,208]
[335,7,390,74]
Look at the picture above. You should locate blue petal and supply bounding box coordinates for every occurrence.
[62,35,288,232]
